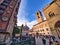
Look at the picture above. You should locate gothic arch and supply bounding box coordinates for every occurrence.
[55,21,60,28]
[54,21,60,36]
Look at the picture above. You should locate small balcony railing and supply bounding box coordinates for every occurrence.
[0,0,11,15]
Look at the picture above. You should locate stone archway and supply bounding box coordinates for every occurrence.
[54,21,60,36]
[55,21,60,28]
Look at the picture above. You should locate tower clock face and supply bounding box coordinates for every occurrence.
[2,16,9,21]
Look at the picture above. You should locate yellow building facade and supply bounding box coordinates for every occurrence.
[32,0,60,37]
[33,11,52,36]
[43,0,60,37]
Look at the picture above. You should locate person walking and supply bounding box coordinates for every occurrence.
[49,40,53,45]
[42,38,46,45]
[52,36,55,42]
[49,37,53,45]
[55,41,59,45]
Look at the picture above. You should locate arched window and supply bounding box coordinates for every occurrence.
[54,21,60,37]
[49,12,55,17]
[55,21,60,28]
[37,12,40,18]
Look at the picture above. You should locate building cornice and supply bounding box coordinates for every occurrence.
[33,20,46,26]
[43,1,54,11]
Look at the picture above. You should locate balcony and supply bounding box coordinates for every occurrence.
[0,5,7,10]
[0,0,11,15]
[1,1,9,7]
[5,0,11,4]
[0,10,4,15]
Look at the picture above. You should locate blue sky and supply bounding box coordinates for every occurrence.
[17,0,53,29]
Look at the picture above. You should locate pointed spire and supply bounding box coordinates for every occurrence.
[21,24,23,28]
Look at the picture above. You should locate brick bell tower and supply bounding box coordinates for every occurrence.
[36,11,44,23]
[0,0,21,44]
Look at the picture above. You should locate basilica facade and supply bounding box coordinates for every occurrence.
[31,0,60,37]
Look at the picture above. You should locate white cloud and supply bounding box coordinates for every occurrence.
[17,0,38,29]
[17,19,38,29]
[17,0,28,19]
[27,20,38,29]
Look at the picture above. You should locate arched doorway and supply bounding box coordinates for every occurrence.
[54,21,60,37]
